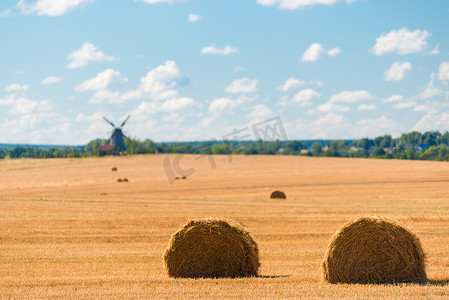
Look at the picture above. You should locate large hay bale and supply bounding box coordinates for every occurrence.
[270,190,286,199]
[322,217,426,284]
[163,218,260,278]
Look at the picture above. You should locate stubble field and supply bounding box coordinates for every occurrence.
[1,154,449,299]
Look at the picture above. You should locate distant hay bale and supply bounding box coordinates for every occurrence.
[322,217,427,284]
[117,178,123,182]
[270,190,286,199]
[174,177,180,180]
[164,218,260,278]
[123,178,128,182]
[112,167,117,172]
[181,176,187,180]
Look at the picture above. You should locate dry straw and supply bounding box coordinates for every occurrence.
[163,217,260,278]
[270,190,286,199]
[322,217,427,284]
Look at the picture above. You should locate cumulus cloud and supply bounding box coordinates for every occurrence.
[225,78,258,93]
[302,43,341,62]
[67,42,118,69]
[209,95,253,113]
[417,73,444,99]
[122,60,183,101]
[371,28,430,55]
[188,13,201,22]
[292,89,320,104]
[247,104,272,119]
[357,104,376,111]
[17,0,91,16]
[412,111,449,132]
[427,45,440,55]
[136,0,187,3]
[393,101,417,109]
[201,45,239,55]
[317,102,350,113]
[329,90,373,103]
[278,77,304,91]
[257,0,359,10]
[40,76,62,85]
[384,61,412,81]
[383,94,403,103]
[438,61,449,83]
[5,83,28,92]
[75,69,127,92]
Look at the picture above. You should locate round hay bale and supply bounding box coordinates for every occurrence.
[270,190,286,199]
[163,218,260,278]
[122,178,128,182]
[174,177,180,180]
[322,217,426,284]
[117,178,123,182]
[181,176,187,180]
[111,167,117,172]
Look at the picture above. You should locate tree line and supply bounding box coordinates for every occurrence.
[1,131,449,162]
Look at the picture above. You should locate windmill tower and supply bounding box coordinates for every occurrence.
[103,115,130,152]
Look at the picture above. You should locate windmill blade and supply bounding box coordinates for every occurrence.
[120,115,131,127]
[103,116,116,127]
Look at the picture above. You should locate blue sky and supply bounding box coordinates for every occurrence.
[1,0,449,144]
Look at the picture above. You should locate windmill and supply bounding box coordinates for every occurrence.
[103,115,130,152]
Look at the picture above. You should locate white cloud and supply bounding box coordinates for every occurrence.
[160,97,195,111]
[67,42,118,69]
[278,77,304,91]
[413,105,430,112]
[122,60,182,101]
[40,76,62,85]
[371,28,430,55]
[417,73,444,99]
[315,113,343,126]
[234,66,245,71]
[188,13,201,22]
[136,0,187,4]
[393,101,417,109]
[310,80,324,87]
[438,61,449,83]
[247,104,272,119]
[17,0,91,16]
[88,90,122,104]
[302,43,341,62]
[302,43,323,62]
[292,88,320,103]
[384,61,412,81]
[5,83,29,92]
[256,0,359,10]
[201,45,239,55]
[383,94,403,103]
[317,102,350,112]
[226,78,258,93]
[0,9,12,17]
[357,104,376,111]
[412,111,449,132]
[427,45,440,55]
[355,115,404,137]
[329,90,373,103]
[8,98,38,115]
[209,95,253,113]
[75,69,127,91]
[327,47,341,57]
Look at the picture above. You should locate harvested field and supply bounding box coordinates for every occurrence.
[1,155,449,298]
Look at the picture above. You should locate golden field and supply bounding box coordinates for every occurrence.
[1,154,449,299]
